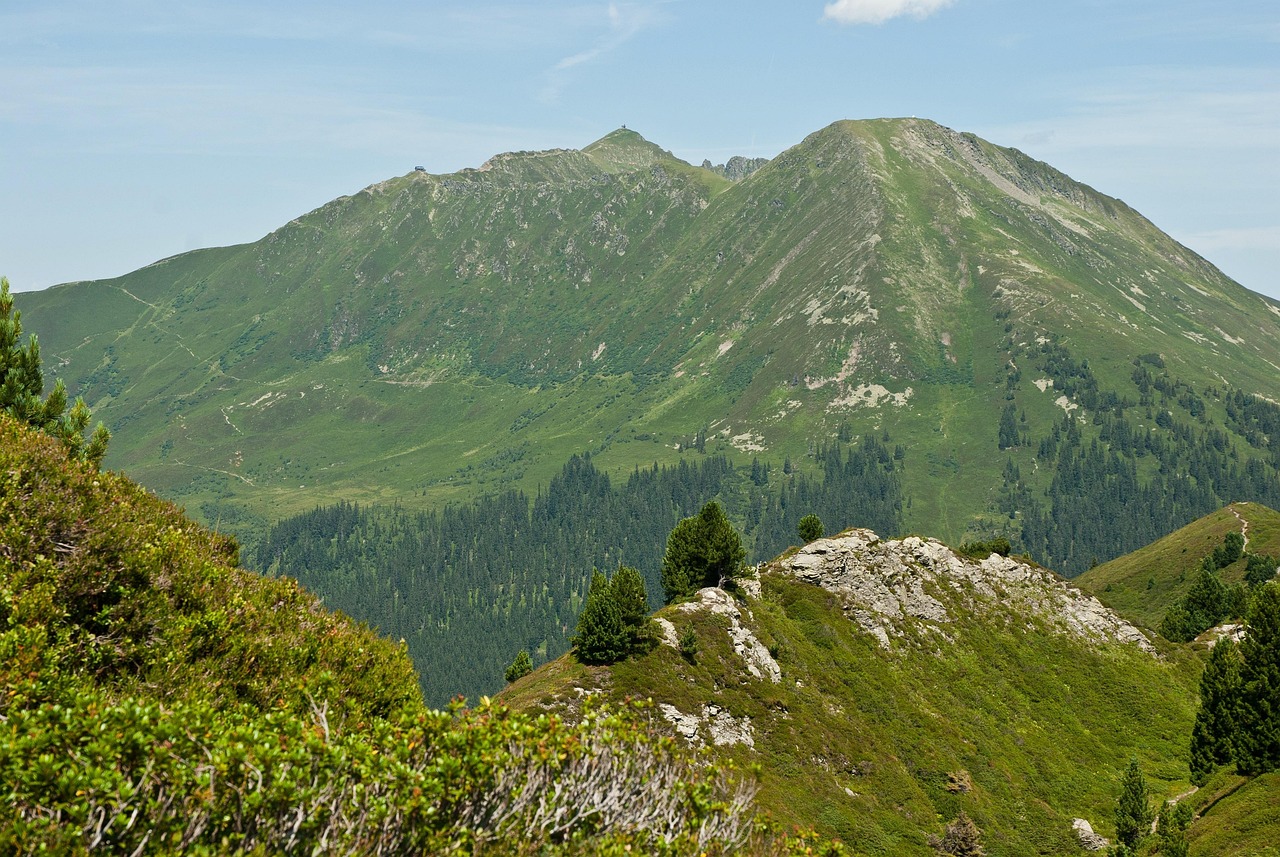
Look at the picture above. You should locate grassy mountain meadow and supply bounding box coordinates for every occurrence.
[502,511,1280,856]
[1078,501,1280,630]
[19,115,1280,719]
[18,119,1280,555]
[502,527,1204,855]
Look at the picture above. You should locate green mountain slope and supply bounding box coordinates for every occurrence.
[0,412,843,855]
[18,118,1280,551]
[0,411,421,719]
[1078,502,1280,630]
[502,528,1205,855]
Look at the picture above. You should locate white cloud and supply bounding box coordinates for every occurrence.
[822,0,955,26]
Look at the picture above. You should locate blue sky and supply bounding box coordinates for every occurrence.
[3,1,1278,299]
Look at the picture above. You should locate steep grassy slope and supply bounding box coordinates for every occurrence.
[1078,502,1280,629]
[502,528,1205,855]
[0,412,421,719]
[18,119,1280,548]
[0,413,838,855]
[1183,770,1280,856]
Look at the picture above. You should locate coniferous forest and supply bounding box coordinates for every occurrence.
[252,336,1280,704]
[255,436,904,704]
[1000,343,1280,576]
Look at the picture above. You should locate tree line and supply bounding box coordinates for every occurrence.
[1001,345,1280,576]
[254,437,904,705]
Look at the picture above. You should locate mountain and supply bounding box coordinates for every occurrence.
[1078,501,1280,630]
[501,527,1206,854]
[17,118,1280,559]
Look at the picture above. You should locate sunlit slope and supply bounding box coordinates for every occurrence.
[20,119,1280,539]
[501,529,1204,855]
[1078,502,1280,629]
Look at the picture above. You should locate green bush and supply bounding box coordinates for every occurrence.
[797,514,825,543]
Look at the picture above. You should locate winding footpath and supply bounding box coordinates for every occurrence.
[1229,503,1251,551]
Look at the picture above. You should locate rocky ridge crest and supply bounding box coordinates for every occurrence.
[774,529,1155,654]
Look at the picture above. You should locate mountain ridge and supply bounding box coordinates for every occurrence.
[17,117,1280,552]
[501,524,1202,853]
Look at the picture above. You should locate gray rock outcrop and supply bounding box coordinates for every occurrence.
[1072,818,1109,851]
[777,529,1155,654]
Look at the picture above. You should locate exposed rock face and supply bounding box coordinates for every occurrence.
[677,587,781,682]
[1072,818,1109,851]
[777,529,1155,654]
[654,617,681,649]
[699,155,769,181]
[1205,622,1246,648]
[657,702,756,748]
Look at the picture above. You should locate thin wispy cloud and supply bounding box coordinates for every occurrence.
[993,67,1280,154]
[540,3,663,102]
[822,0,955,26]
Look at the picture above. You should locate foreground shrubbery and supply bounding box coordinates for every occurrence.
[0,413,421,721]
[0,414,842,855]
[2,694,800,855]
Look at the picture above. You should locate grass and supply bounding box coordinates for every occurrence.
[19,119,1280,556]
[1183,770,1280,857]
[501,548,1205,855]
[1078,503,1280,630]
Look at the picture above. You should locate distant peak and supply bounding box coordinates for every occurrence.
[583,127,684,173]
[586,125,655,147]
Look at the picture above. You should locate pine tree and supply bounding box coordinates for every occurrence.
[1189,637,1241,785]
[678,624,699,663]
[1245,553,1279,587]
[504,649,533,683]
[998,403,1019,450]
[1114,758,1152,850]
[1235,582,1280,776]
[572,566,657,665]
[572,570,626,665]
[0,276,110,467]
[660,501,746,603]
[1155,802,1191,857]
[611,564,657,656]
[797,514,825,543]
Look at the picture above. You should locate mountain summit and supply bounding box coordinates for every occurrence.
[18,118,1280,549]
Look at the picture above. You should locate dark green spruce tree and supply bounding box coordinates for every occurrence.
[571,566,657,666]
[1246,553,1279,587]
[572,570,626,665]
[1235,582,1280,776]
[504,649,533,683]
[1113,758,1152,850]
[797,514,825,543]
[610,565,658,657]
[660,501,746,603]
[1189,638,1242,785]
[997,403,1019,450]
